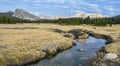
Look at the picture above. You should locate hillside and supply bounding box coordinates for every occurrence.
[75,13,104,18]
[0,11,13,17]
[113,15,120,18]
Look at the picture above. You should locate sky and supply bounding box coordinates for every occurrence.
[0,0,120,17]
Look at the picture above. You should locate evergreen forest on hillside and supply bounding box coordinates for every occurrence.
[0,16,120,26]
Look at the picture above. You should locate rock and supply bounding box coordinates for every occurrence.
[104,53,118,60]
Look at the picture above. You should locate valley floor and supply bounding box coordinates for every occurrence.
[0,23,120,66]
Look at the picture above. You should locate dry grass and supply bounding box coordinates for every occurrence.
[0,24,73,66]
[0,23,120,66]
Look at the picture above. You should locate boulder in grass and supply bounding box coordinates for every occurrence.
[104,53,118,60]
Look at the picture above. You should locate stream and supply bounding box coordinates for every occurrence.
[28,36,106,66]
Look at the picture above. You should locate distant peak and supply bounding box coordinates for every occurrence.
[15,8,27,12]
[13,8,40,20]
[75,13,105,18]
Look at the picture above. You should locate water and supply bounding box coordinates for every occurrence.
[28,36,106,66]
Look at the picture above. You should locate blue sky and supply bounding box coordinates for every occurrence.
[0,0,120,17]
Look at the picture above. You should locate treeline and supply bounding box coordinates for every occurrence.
[0,16,120,26]
[54,17,113,26]
[111,17,120,24]
[0,16,31,24]
[0,16,54,24]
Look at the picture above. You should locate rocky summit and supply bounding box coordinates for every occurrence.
[12,9,40,20]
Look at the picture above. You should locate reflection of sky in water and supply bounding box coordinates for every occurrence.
[28,36,106,66]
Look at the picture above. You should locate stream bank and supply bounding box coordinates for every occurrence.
[28,36,106,66]
[26,29,114,66]
[66,29,120,66]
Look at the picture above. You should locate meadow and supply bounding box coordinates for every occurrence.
[0,23,120,66]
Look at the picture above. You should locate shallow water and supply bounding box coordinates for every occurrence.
[28,36,106,66]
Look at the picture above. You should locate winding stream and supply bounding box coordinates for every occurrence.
[28,36,106,66]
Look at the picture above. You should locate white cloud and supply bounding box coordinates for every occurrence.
[110,1,120,4]
[74,10,85,13]
[1,0,119,16]
[105,6,114,11]
[45,0,65,3]
[104,6,115,16]
[78,1,99,9]
[77,1,101,13]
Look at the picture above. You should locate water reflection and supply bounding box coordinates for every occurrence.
[28,36,106,66]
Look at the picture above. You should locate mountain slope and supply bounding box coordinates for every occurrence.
[75,13,104,18]
[0,11,13,17]
[113,15,120,18]
[13,9,40,20]
[112,15,120,24]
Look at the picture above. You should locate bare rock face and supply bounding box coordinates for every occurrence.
[104,53,118,60]
[13,9,40,20]
[75,13,105,18]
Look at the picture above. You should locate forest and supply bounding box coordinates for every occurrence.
[0,16,120,26]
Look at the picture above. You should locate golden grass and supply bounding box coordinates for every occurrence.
[0,23,120,66]
[0,24,73,66]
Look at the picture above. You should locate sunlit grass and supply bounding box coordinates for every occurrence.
[0,23,120,66]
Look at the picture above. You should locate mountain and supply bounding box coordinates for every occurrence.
[0,11,13,17]
[39,14,48,19]
[113,15,120,18]
[12,9,40,20]
[75,13,105,18]
[51,16,68,19]
[111,15,120,24]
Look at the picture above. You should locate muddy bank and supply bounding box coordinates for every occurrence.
[52,29,113,43]
[67,29,113,43]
